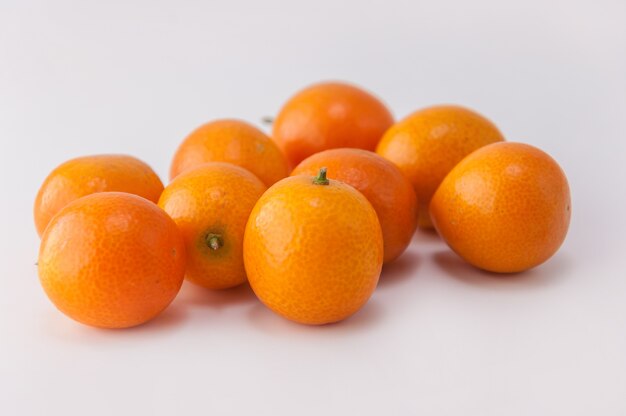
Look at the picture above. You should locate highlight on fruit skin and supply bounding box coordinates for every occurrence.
[169,118,289,187]
[429,142,571,273]
[243,168,384,325]
[34,154,164,237]
[376,105,504,229]
[38,192,186,329]
[158,162,267,290]
[272,81,394,168]
[291,148,418,263]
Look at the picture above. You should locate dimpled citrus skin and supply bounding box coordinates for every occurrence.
[430,142,571,273]
[34,154,164,236]
[272,81,394,168]
[376,105,504,228]
[244,175,383,325]
[291,148,418,263]
[38,192,186,328]
[159,163,266,289]
[169,119,289,186]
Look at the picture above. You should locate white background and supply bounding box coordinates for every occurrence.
[1,1,625,414]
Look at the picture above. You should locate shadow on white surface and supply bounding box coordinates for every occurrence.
[413,227,444,244]
[40,282,259,339]
[175,281,258,310]
[131,302,189,333]
[378,250,421,290]
[245,297,385,335]
[432,250,573,288]
[40,300,190,343]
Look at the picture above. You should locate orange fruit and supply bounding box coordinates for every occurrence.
[376,105,505,228]
[272,81,394,167]
[244,168,383,325]
[34,154,163,236]
[159,162,266,289]
[291,148,418,263]
[38,192,186,328]
[430,142,571,273]
[170,119,289,186]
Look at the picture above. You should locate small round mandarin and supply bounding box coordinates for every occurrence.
[376,105,504,228]
[170,119,289,186]
[244,168,383,325]
[159,162,266,289]
[34,154,163,236]
[430,142,571,273]
[38,192,186,328]
[292,148,418,263]
[272,81,394,167]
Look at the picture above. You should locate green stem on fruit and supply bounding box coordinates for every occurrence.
[312,167,329,185]
[206,233,223,251]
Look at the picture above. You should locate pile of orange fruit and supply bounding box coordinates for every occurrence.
[34,81,571,328]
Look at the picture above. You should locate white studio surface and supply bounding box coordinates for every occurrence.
[1,1,625,415]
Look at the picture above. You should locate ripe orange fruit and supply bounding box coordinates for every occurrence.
[169,119,289,186]
[38,192,186,328]
[430,142,571,273]
[272,81,394,167]
[291,148,418,263]
[159,162,266,289]
[244,168,383,325]
[376,105,505,228]
[34,154,163,236]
